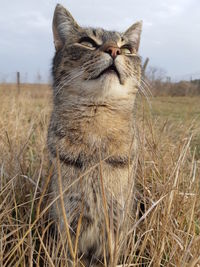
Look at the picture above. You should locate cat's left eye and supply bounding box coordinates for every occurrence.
[121,47,132,55]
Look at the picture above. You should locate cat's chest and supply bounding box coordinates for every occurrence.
[72,107,133,147]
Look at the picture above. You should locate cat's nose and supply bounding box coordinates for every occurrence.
[105,46,121,59]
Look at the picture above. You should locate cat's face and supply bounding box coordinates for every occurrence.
[52,4,142,100]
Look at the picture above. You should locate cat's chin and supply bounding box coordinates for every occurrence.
[89,63,123,84]
[100,72,122,84]
[79,76,136,100]
[103,67,129,86]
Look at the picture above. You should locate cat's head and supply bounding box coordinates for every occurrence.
[52,4,142,101]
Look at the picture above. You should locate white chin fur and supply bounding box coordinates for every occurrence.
[79,75,137,100]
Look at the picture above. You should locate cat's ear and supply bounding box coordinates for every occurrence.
[53,4,80,51]
[123,21,142,52]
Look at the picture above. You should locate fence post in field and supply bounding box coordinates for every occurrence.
[142,57,149,77]
[17,71,20,95]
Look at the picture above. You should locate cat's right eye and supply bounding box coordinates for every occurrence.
[79,37,97,49]
[80,41,95,48]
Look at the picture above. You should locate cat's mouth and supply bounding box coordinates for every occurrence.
[93,64,121,83]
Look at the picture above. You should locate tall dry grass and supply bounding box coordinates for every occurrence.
[0,84,200,266]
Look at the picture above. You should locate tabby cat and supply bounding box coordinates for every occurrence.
[48,4,142,266]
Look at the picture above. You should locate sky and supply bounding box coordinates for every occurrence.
[0,0,200,82]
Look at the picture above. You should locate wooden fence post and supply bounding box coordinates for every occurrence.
[142,57,149,77]
[17,71,20,95]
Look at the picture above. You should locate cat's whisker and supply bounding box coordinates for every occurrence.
[81,59,109,75]
[140,77,152,97]
[55,70,84,96]
[132,76,152,107]
[118,62,151,104]
[81,58,102,68]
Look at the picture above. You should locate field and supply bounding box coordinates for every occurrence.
[0,83,200,266]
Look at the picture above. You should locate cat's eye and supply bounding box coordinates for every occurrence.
[80,41,95,48]
[79,37,97,49]
[121,47,132,55]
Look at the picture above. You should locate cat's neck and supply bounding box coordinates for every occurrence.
[54,94,137,147]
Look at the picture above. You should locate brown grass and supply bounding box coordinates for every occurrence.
[0,83,200,266]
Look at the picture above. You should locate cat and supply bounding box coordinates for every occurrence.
[47,4,142,266]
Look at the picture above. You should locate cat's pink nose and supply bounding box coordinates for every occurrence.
[105,46,121,59]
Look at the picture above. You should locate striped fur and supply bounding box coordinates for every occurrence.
[48,4,142,266]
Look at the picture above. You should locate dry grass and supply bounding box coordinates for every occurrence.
[0,83,200,266]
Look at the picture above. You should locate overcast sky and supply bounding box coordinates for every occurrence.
[0,0,200,82]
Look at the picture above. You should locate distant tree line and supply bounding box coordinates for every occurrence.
[145,66,200,97]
